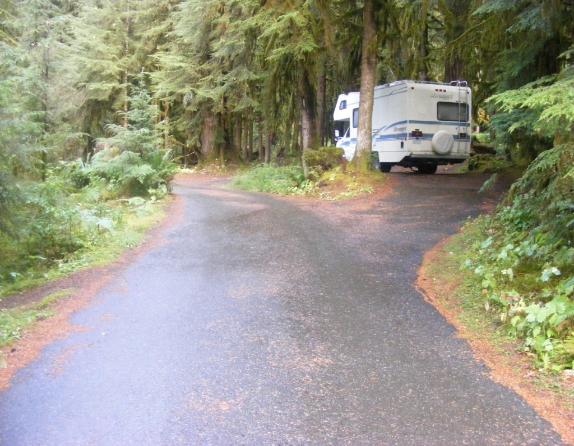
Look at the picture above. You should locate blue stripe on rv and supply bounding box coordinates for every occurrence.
[374,133,470,142]
[341,133,470,145]
[373,120,470,134]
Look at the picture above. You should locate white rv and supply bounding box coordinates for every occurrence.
[333,80,472,173]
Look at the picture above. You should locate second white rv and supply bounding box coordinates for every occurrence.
[333,80,472,173]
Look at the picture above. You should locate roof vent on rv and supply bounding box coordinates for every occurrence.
[432,131,454,155]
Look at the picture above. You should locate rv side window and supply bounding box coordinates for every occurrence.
[437,102,469,122]
[352,108,359,128]
[339,100,347,110]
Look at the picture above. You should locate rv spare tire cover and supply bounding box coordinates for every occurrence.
[432,131,454,155]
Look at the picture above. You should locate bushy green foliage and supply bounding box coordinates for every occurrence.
[102,78,162,156]
[79,148,174,198]
[487,56,574,159]
[303,147,344,178]
[80,77,177,197]
[464,143,574,370]
[0,80,173,293]
[0,163,171,296]
[0,168,113,287]
[232,162,381,200]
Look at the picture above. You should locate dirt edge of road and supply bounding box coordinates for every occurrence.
[417,236,574,445]
[0,194,186,392]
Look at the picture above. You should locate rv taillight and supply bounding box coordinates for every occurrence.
[410,129,423,138]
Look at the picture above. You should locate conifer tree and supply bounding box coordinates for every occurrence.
[65,0,136,158]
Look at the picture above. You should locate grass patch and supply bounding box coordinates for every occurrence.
[0,289,73,349]
[231,165,313,195]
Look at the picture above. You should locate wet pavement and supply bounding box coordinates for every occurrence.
[0,171,564,445]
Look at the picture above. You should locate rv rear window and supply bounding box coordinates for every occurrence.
[353,108,359,128]
[437,102,469,122]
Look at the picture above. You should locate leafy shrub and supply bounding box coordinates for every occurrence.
[472,132,492,145]
[464,143,574,370]
[303,146,344,177]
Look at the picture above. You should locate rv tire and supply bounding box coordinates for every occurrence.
[417,163,438,174]
[379,163,393,173]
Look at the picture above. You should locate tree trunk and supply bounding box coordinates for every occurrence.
[83,134,95,162]
[241,117,248,161]
[163,100,170,151]
[41,45,51,181]
[445,54,464,82]
[443,0,471,82]
[265,127,273,164]
[233,115,242,158]
[300,72,319,151]
[418,21,429,81]
[200,111,216,159]
[291,120,300,155]
[316,58,327,146]
[259,118,265,162]
[354,0,377,172]
[248,119,254,161]
[221,113,234,165]
[122,0,131,129]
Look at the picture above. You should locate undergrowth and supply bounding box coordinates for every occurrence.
[231,147,381,200]
[0,186,168,299]
[462,143,574,371]
[231,165,312,195]
[466,154,514,173]
[0,74,176,297]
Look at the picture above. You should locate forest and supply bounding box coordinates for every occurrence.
[0,0,573,368]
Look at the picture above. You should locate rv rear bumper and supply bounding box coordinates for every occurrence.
[399,155,467,167]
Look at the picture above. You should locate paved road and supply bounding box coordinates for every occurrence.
[0,172,564,445]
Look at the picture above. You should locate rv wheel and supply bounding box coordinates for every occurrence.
[417,163,438,174]
[379,163,393,173]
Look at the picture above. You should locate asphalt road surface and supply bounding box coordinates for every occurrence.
[0,171,564,445]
